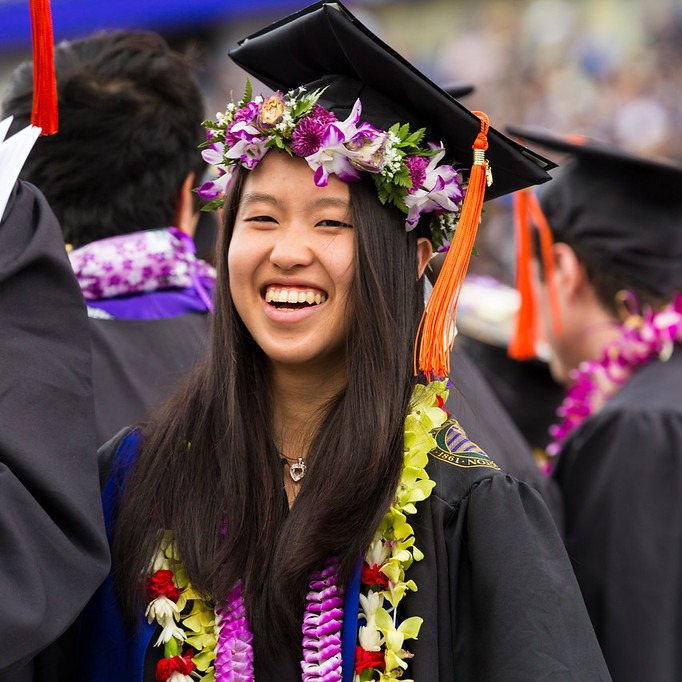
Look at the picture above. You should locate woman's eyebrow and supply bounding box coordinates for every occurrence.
[305,197,351,211]
[239,191,280,208]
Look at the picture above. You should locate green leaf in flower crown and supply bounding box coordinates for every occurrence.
[403,128,426,149]
[200,198,225,212]
[396,123,411,142]
[238,79,253,109]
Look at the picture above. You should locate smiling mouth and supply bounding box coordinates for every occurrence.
[264,286,328,310]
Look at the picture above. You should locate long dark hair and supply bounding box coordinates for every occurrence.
[113,160,427,663]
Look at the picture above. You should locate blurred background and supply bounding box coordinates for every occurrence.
[3,0,680,285]
[2,0,680,449]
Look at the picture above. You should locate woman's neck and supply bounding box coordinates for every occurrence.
[269,362,347,458]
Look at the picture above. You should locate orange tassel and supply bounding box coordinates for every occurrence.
[508,189,537,360]
[417,112,491,379]
[508,189,564,360]
[527,191,563,339]
[30,0,58,135]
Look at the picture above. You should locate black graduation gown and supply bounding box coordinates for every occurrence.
[0,182,110,679]
[445,344,563,527]
[121,419,609,681]
[554,348,682,682]
[400,419,610,680]
[89,313,210,445]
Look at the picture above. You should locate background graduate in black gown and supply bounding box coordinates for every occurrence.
[509,126,682,682]
[0,155,109,679]
[2,30,214,446]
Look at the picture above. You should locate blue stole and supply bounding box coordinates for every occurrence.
[77,429,154,682]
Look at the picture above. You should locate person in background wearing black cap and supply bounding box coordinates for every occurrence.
[1,30,214,447]
[0,123,109,680]
[509,125,682,682]
[71,5,610,681]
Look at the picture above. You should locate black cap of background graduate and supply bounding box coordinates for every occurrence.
[507,125,682,297]
[229,1,555,201]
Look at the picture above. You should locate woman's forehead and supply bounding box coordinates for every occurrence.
[241,151,350,200]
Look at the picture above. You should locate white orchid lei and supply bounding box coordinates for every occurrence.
[145,381,449,682]
[197,81,465,247]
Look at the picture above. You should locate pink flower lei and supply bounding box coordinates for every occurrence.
[546,293,682,463]
[197,81,464,248]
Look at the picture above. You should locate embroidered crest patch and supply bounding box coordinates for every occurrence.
[430,419,500,470]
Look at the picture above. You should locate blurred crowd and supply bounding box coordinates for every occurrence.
[380,0,682,159]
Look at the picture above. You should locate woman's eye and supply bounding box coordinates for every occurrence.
[317,219,353,228]
[247,215,277,223]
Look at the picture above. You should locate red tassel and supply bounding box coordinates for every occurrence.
[30,0,58,135]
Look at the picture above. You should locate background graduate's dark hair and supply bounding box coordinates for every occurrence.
[1,30,206,248]
[532,230,668,316]
[112,161,427,662]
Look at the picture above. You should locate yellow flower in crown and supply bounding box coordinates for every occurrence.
[258,94,286,129]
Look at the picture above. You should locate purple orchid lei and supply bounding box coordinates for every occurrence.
[198,81,464,248]
[214,561,343,682]
[301,560,344,682]
[68,227,216,304]
[546,292,682,462]
[214,582,255,682]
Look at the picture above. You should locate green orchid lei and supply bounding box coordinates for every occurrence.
[356,380,448,682]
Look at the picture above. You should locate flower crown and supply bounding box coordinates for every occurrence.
[197,81,466,246]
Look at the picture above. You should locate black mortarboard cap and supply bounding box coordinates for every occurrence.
[441,82,475,100]
[507,125,682,296]
[229,1,554,201]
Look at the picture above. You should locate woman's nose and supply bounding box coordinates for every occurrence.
[269,226,315,270]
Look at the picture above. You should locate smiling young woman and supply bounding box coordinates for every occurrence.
[228,153,357,381]
[73,3,612,682]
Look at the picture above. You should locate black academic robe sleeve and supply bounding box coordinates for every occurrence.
[0,182,110,675]
[406,443,611,680]
[554,400,682,682]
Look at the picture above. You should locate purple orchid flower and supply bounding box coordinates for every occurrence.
[201,141,225,166]
[403,144,464,229]
[305,99,381,187]
[197,166,235,200]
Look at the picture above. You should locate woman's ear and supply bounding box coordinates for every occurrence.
[416,238,433,280]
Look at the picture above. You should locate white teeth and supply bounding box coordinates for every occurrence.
[265,287,327,305]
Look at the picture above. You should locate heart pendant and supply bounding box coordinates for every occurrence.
[288,458,307,482]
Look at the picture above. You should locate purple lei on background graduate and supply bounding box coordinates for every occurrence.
[68,227,216,319]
